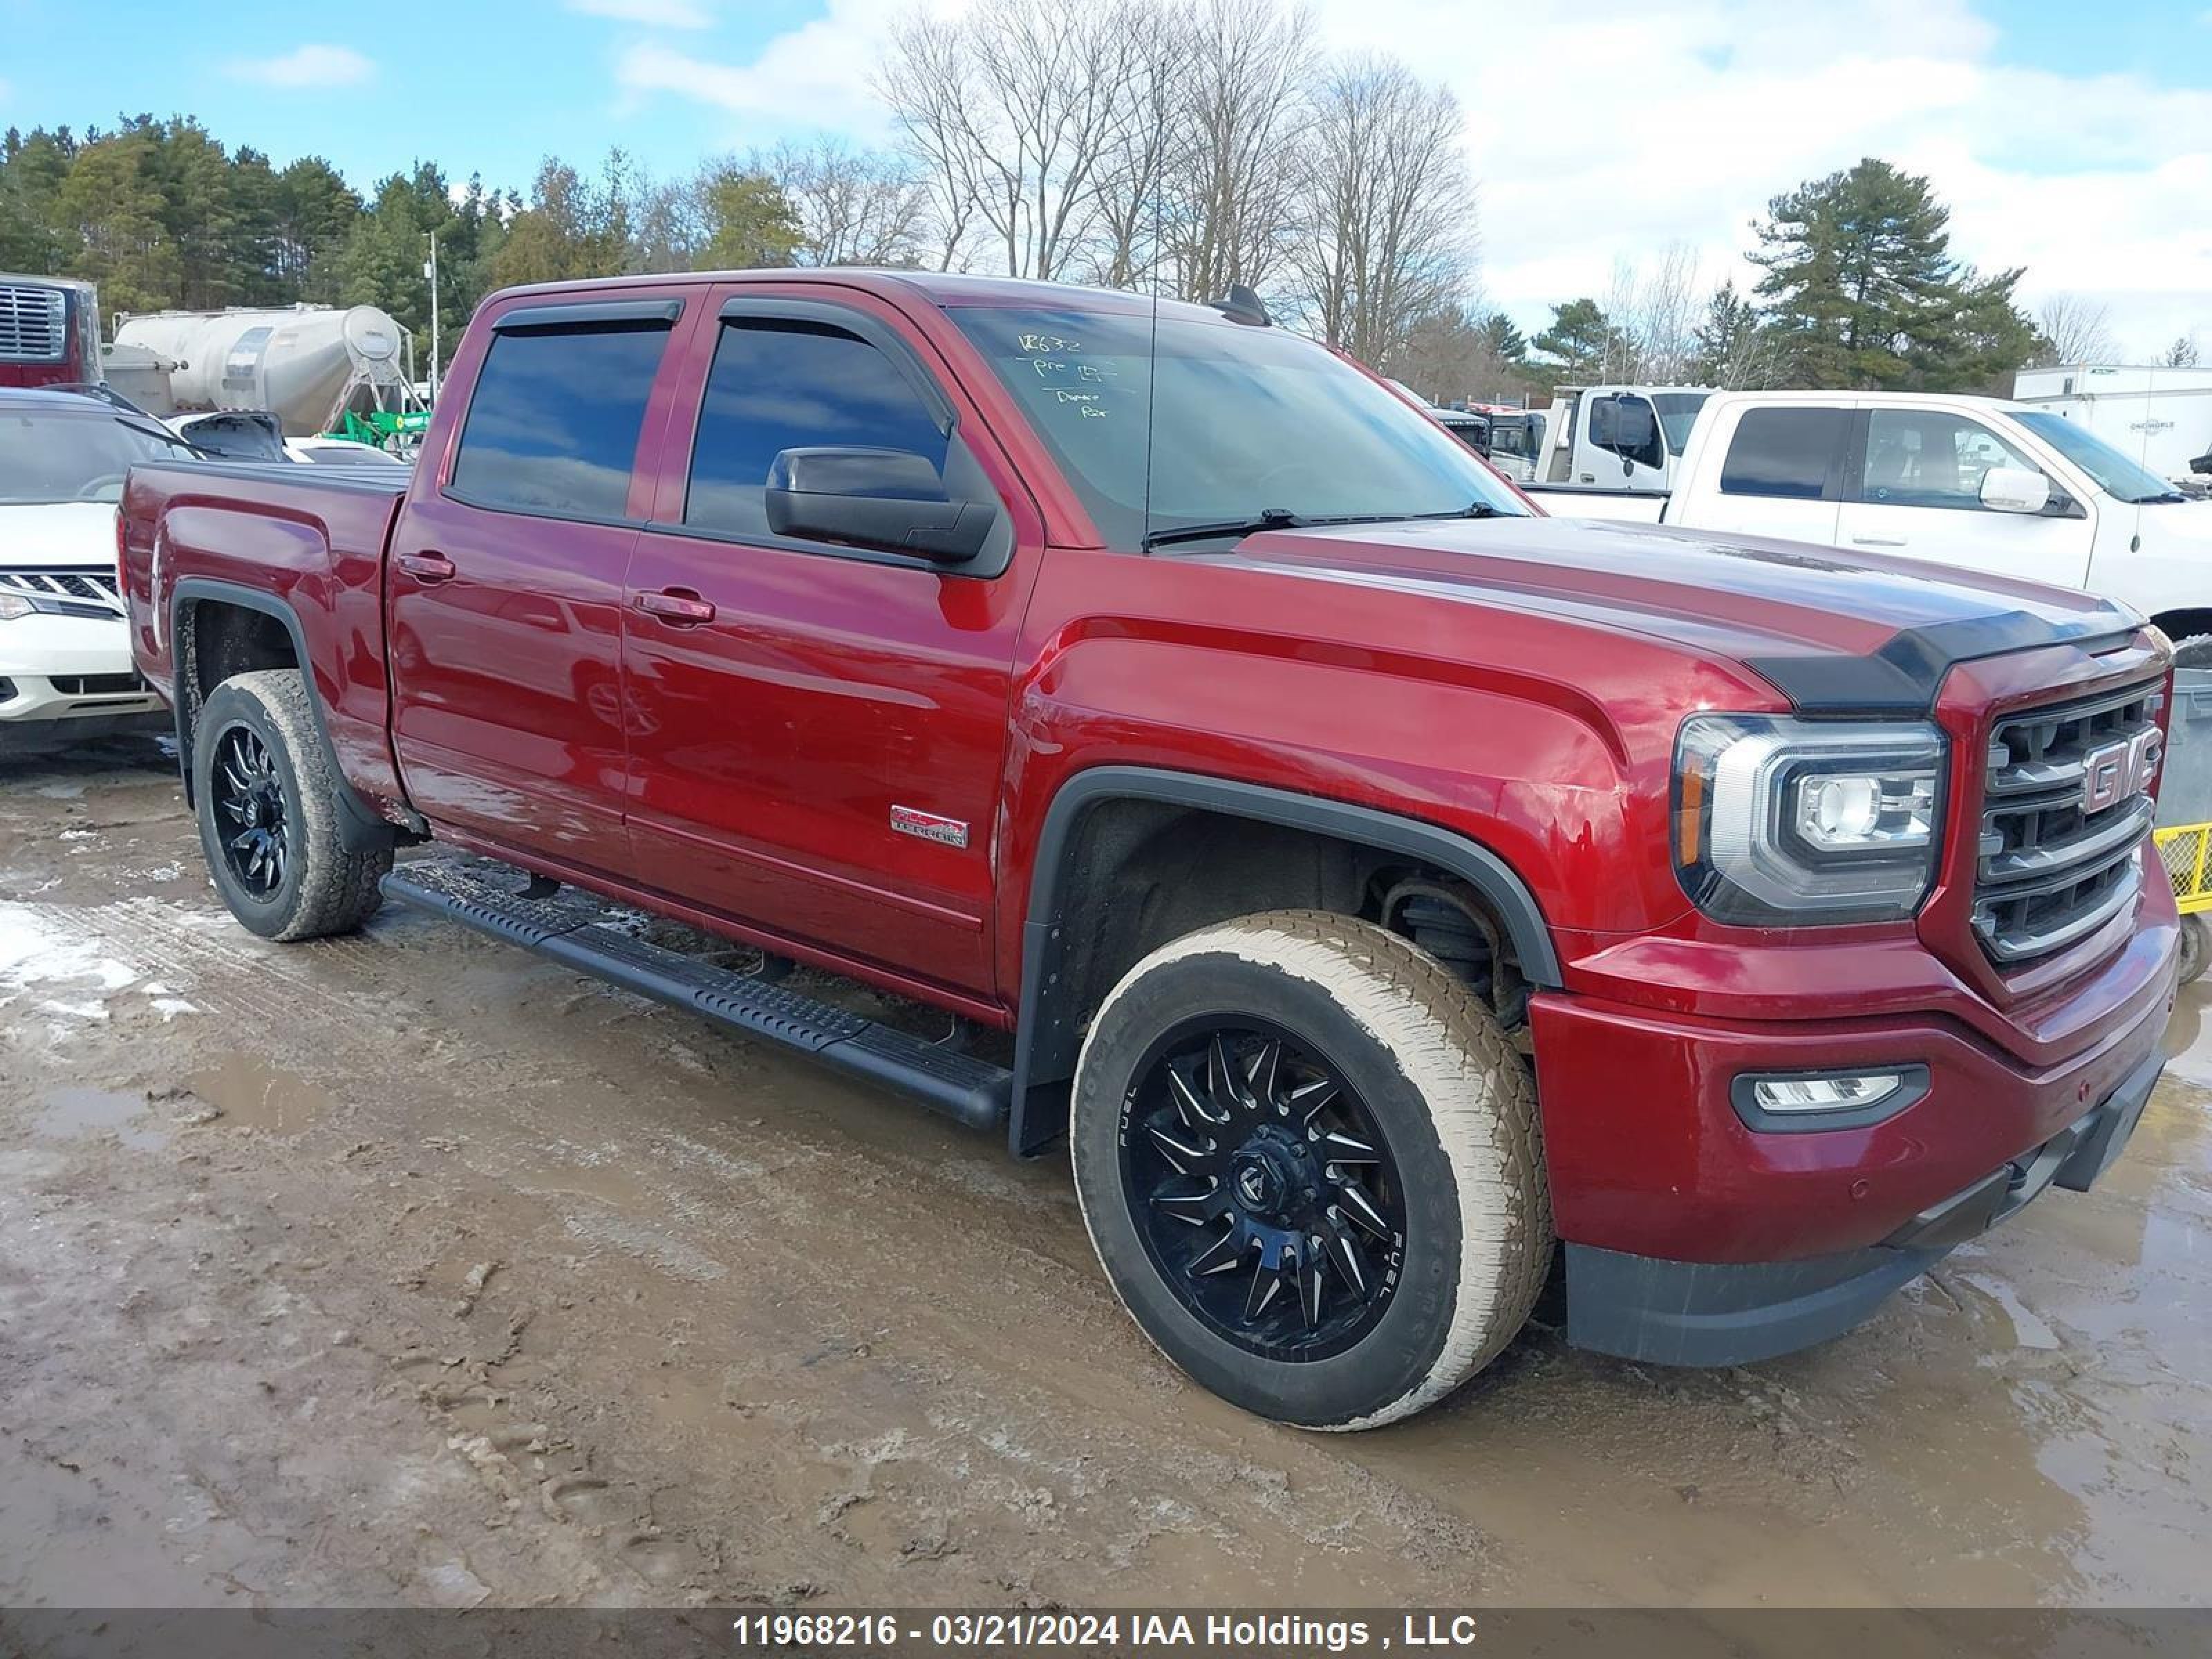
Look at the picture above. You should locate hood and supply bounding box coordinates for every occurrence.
[0,501,120,568]
[2138,494,2212,551]
[1231,515,2140,713]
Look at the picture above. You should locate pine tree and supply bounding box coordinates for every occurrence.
[1532,297,1612,378]
[1474,311,1527,366]
[1750,157,2036,392]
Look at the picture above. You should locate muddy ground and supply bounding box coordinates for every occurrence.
[1,735,2206,1612]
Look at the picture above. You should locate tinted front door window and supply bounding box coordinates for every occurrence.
[686,320,950,539]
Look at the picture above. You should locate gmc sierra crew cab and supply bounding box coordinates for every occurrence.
[121,270,2179,1431]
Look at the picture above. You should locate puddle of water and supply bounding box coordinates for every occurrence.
[2158,980,2212,1088]
[183,1053,332,1135]
[36,1087,169,1151]
[1955,1272,2061,1350]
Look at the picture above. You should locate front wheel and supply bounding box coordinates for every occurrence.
[1070,910,1551,1430]
[193,668,391,942]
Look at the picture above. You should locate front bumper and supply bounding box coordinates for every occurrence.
[1,611,165,744]
[1562,1049,2164,1365]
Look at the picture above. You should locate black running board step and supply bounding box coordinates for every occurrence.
[381,861,1009,1132]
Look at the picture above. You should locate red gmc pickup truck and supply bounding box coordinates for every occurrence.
[121,270,2177,1430]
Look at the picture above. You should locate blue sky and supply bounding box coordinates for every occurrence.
[3,0,2209,355]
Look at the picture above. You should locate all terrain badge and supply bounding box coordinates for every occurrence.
[890,805,969,848]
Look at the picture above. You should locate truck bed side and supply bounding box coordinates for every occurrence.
[122,460,412,815]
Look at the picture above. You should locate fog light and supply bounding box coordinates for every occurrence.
[1731,1064,1931,1132]
[1752,1073,1905,1113]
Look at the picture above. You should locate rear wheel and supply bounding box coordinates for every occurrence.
[193,669,390,941]
[1071,910,1550,1430]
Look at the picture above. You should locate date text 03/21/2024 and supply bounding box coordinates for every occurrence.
[725,1612,1485,1650]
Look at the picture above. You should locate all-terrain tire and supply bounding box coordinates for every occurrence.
[193,668,391,942]
[1071,909,1551,1430]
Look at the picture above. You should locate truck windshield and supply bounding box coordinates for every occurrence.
[0,408,195,505]
[2012,411,2185,505]
[1651,392,1708,456]
[950,305,1528,547]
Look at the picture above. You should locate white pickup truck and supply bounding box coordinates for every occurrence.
[1537,389,2212,644]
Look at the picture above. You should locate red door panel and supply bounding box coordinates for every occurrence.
[386,290,700,876]
[621,283,1044,999]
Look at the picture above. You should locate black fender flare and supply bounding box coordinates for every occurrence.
[171,577,416,855]
[1007,765,1562,1156]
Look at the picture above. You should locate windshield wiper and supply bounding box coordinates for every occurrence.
[1403,500,1512,520]
[1141,500,1521,550]
[1142,507,1305,550]
[115,415,211,459]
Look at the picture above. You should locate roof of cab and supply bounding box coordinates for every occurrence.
[479,267,1232,327]
[0,386,118,414]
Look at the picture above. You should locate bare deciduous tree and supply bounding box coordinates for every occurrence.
[877,0,1134,280]
[1599,244,1703,382]
[1160,0,1315,301]
[756,138,929,268]
[2032,292,2117,366]
[874,10,982,270]
[1082,1,1199,289]
[1281,53,1474,366]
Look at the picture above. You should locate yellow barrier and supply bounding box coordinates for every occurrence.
[2155,823,2212,917]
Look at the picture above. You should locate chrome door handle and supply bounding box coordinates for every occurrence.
[396,550,458,583]
[1850,536,1907,547]
[635,588,716,626]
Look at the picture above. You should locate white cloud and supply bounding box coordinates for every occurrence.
[569,0,715,28]
[224,44,376,88]
[626,0,2212,359]
[615,0,911,136]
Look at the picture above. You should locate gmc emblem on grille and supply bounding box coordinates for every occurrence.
[2081,728,2162,814]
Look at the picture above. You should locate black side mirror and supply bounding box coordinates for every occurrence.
[765,446,998,563]
[1590,395,1657,459]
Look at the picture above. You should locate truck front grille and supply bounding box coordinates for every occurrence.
[1973,676,2164,966]
[0,283,68,363]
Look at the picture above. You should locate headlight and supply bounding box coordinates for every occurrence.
[0,592,35,622]
[1674,714,1945,924]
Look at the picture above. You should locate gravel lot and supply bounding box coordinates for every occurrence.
[2,737,2207,1610]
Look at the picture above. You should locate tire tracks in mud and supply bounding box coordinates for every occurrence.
[12,892,1510,1602]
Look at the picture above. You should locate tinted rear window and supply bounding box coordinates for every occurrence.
[451,321,671,518]
[1718,406,1845,500]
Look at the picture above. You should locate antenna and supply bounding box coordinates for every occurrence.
[1205,284,1271,328]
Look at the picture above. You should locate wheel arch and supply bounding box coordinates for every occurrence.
[171,577,406,855]
[2150,608,2212,654]
[1007,765,1561,1156]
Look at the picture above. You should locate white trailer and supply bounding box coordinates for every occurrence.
[2012,364,2212,490]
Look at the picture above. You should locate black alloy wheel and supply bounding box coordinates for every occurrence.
[212,723,290,898]
[1121,1017,1407,1363]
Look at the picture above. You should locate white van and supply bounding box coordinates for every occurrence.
[1541,390,2212,645]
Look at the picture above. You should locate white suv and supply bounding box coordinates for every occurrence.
[0,388,187,754]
